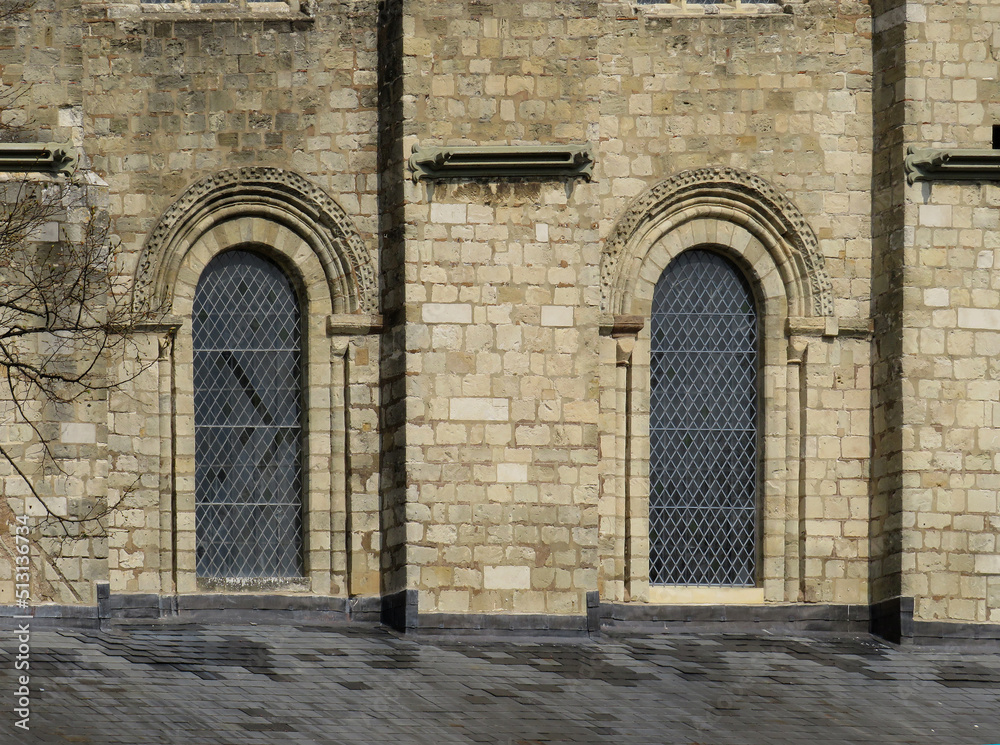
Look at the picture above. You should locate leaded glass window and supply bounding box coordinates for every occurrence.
[649,249,759,586]
[193,250,304,578]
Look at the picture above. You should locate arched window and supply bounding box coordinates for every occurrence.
[649,249,759,586]
[192,250,304,578]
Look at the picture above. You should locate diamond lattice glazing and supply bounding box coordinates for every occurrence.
[649,249,759,586]
[193,250,304,578]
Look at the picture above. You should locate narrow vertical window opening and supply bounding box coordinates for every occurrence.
[648,249,759,586]
[193,250,304,578]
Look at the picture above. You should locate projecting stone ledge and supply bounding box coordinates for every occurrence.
[0,142,76,174]
[905,146,1000,184]
[408,144,594,182]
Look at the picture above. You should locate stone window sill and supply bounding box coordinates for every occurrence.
[196,576,312,593]
[648,586,765,604]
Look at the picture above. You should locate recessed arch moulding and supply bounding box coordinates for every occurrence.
[133,167,378,317]
[597,167,840,606]
[111,167,380,600]
[600,167,834,321]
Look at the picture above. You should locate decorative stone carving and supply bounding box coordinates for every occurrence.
[600,167,834,317]
[133,167,377,314]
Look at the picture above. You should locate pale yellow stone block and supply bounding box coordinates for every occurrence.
[648,586,765,604]
[975,554,1000,574]
[449,397,509,421]
[61,423,97,444]
[484,565,531,590]
[422,303,472,324]
[438,590,470,613]
[540,305,574,327]
[497,463,528,483]
[958,307,1000,330]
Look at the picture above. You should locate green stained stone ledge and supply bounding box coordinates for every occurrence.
[408,143,594,183]
[0,142,76,174]
[905,146,1000,184]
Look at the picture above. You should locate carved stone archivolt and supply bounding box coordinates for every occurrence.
[600,167,834,318]
[133,167,377,315]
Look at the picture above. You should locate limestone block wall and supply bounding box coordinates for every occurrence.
[595,0,873,321]
[594,0,874,607]
[0,183,118,605]
[0,0,83,141]
[892,0,1000,624]
[1,0,385,606]
[376,0,408,598]
[4,0,396,602]
[869,0,906,612]
[80,0,381,251]
[0,0,110,605]
[401,181,603,615]
[399,0,604,615]
[19,0,1000,630]
[798,334,872,604]
[104,336,161,596]
[397,0,874,615]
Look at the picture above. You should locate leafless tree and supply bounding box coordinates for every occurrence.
[0,0,152,558]
[0,179,144,518]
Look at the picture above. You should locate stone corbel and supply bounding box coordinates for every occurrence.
[905,147,1000,185]
[600,314,645,366]
[599,314,645,337]
[327,314,384,336]
[129,315,184,358]
[0,142,76,174]
[409,144,594,182]
[786,338,808,365]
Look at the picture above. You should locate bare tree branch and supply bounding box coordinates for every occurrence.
[0,173,156,555]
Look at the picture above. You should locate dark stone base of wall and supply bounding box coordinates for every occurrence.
[869,596,914,643]
[872,595,1000,645]
[380,588,418,632]
[0,585,375,629]
[910,620,1000,644]
[0,604,102,629]
[3,590,1000,645]
[600,601,871,634]
[415,611,590,636]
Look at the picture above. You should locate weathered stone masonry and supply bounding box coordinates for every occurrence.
[0,0,998,641]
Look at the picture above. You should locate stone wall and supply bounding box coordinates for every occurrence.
[398,0,605,616]
[2,0,997,633]
[0,0,111,604]
[376,0,408,599]
[1,0,387,603]
[396,0,875,615]
[893,0,1000,624]
[869,0,907,615]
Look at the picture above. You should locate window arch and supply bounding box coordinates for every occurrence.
[128,171,382,598]
[599,169,836,605]
[648,249,759,586]
[193,249,304,578]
